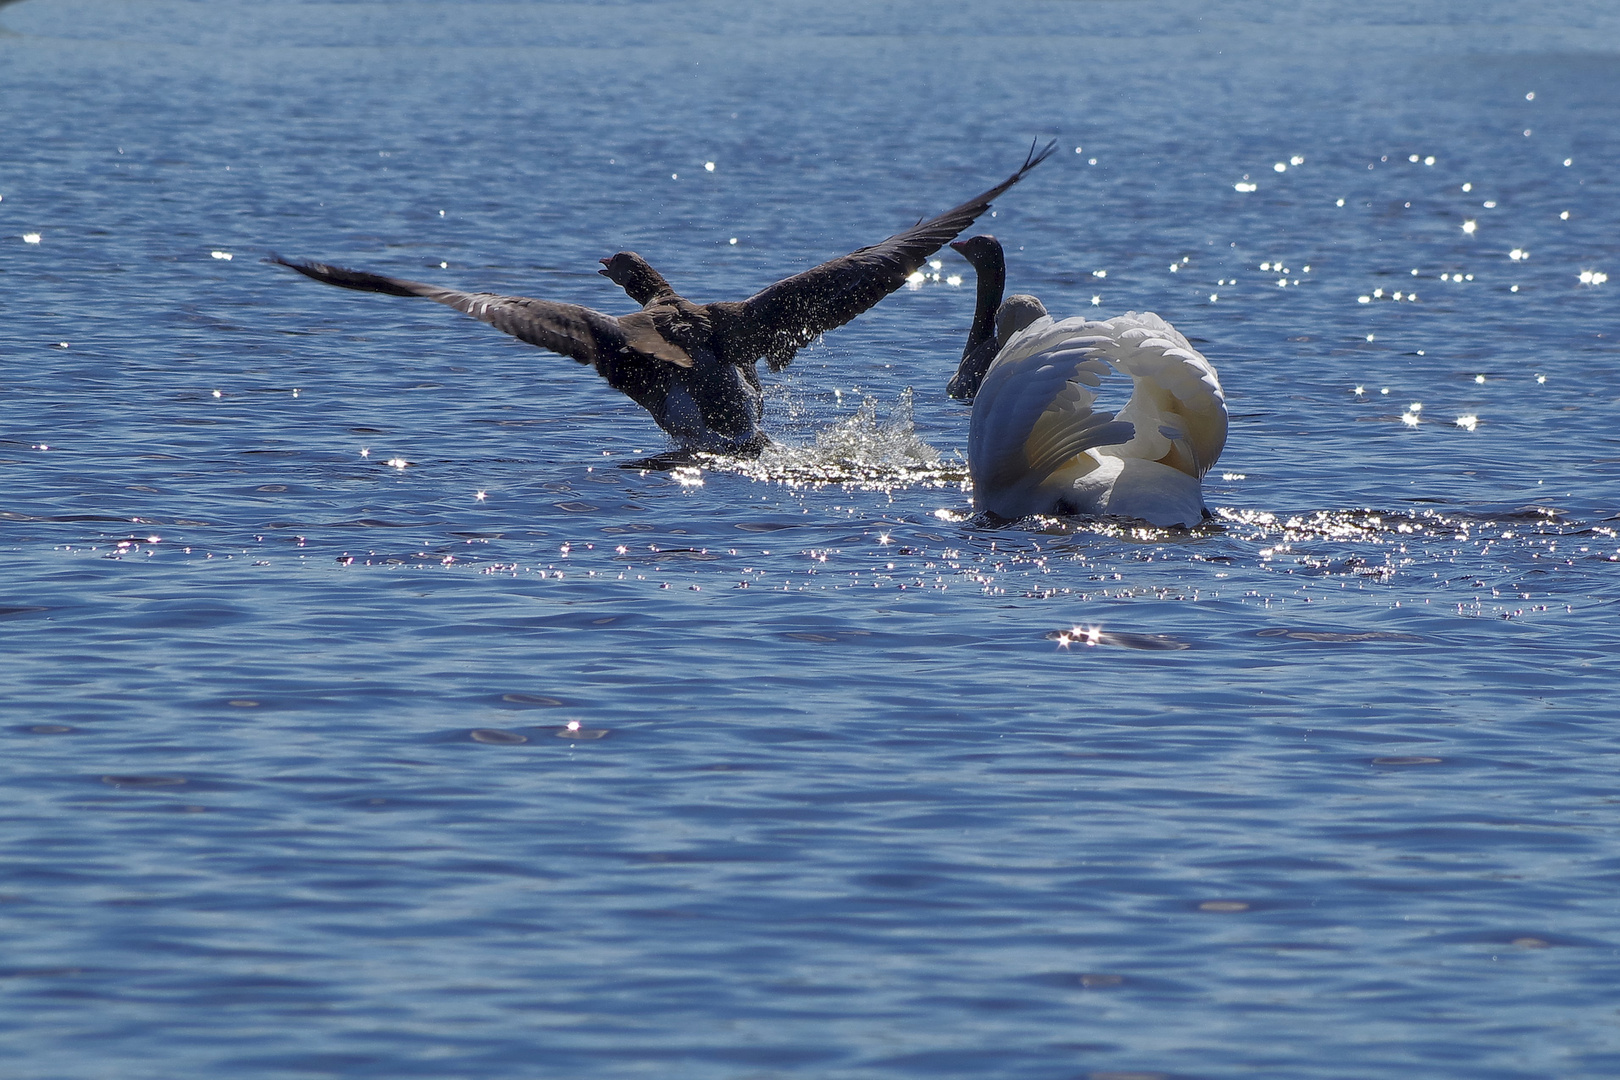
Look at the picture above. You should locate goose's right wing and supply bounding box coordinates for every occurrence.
[706,140,1057,371]
[267,256,660,369]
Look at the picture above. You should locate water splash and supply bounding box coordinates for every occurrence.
[724,389,967,491]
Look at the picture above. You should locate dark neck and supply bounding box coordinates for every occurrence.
[626,270,675,306]
[961,249,1005,362]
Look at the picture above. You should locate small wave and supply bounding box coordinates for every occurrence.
[1215,506,1578,544]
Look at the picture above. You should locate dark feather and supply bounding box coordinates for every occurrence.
[266,143,1055,454]
[711,139,1057,371]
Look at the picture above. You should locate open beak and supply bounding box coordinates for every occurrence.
[597,258,612,276]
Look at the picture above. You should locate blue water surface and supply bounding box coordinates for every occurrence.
[4,2,1620,1077]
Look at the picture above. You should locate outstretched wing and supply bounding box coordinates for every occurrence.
[265,256,690,369]
[706,140,1057,371]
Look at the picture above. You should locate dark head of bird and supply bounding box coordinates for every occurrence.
[948,235,1009,401]
[598,252,673,306]
[950,234,1005,273]
[947,235,1051,401]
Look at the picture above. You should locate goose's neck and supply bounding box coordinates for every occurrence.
[962,248,1006,362]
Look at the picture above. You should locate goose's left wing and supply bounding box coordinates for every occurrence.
[267,256,693,370]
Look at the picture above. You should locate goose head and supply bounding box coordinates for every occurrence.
[949,235,1005,400]
[949,235,1050,400]
[599,252,674,305]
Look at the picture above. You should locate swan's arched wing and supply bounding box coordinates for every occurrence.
[969,312,1224,524]
[1069,313,1227,477]
[707,141,1056,371]
[267,256,688,369]
[969,324,1136,500]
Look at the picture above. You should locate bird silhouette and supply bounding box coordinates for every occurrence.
[269,141,1055,456]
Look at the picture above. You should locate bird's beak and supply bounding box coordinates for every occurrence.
[598,258,612,276]
[949,240,969,255]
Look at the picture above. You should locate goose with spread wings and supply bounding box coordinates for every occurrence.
[948,235,1227,527]
[269,142,1055,456]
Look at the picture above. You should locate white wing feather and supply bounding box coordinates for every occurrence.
[968,312,1227,526]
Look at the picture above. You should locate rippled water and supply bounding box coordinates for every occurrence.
[4,2,1620,1077]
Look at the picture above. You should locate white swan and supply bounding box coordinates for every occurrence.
[948,236,1227,527]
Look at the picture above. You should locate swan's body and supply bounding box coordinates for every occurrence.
[950,236,1226,527]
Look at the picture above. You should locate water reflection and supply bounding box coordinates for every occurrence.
[469,728,528,744]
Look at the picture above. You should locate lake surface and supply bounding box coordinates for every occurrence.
[3,2,1620,1077]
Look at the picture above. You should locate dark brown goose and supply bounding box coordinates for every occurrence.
[270,141,1055,456]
